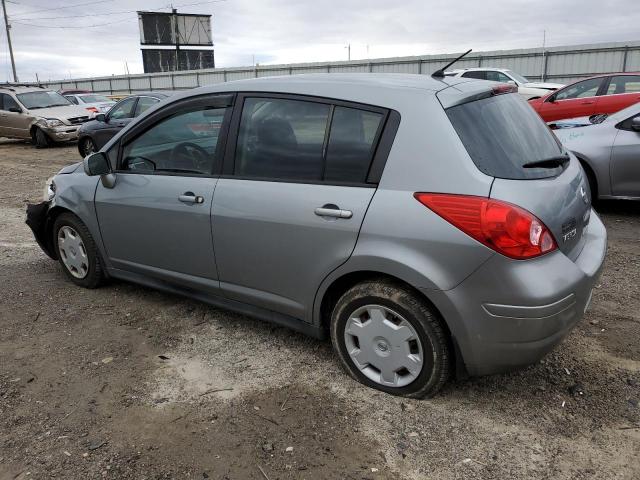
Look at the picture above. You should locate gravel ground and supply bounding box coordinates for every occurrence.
[1,140,639,479]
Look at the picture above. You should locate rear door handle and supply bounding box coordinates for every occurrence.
[179,192,204,204]
[314,206,352,219]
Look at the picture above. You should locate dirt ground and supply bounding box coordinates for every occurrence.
[0,139,638,480]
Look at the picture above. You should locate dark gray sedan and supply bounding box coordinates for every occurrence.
[77,91,173,157]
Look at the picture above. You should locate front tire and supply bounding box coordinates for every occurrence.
[330,279,451,398]
[32,128,51,148]
[53,213,104,288]
[79,137,96,157]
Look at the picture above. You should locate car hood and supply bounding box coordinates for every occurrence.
[523,81,564,90]
[26,105,91,120]
[58,162,81,174]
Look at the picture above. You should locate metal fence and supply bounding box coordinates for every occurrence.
[42,40,640,94]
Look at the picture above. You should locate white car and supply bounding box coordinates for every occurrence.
[445,68,564,100]
[63,93,115,116]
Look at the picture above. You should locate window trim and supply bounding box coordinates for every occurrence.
[548,76,606,102]
[221,91,397,187]
[115,93,235,178]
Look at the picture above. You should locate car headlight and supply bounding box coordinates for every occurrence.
[43,177,56,201]
[40,118,64,128]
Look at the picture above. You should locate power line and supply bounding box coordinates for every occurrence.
[12,0,226,21]
[12,17,135,29]
[9,0,117,19]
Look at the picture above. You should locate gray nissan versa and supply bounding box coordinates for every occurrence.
[26,73,607,397]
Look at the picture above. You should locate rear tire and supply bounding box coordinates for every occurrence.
[330,279,451,398]
[53,213,104,288]
[32,128,51,148]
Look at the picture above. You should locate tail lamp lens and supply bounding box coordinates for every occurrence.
[414,193,557,259]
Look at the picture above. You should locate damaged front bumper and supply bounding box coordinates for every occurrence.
[25,201,56,259]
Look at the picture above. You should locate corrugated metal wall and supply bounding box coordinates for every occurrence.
[42,41,640,94]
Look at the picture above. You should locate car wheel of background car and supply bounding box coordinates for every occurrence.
[330,278,451,398]
[80,137,97,157]
[32,128,51,149]
[53,213,104,288]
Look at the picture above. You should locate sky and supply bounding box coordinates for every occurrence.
[1,0,639,83]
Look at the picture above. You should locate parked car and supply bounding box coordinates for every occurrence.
[76,91,172,157]
[63,92,116,115]
[0,84,92,147]
[26,74,606,398]
[554,102,640,200]
[445,68,564,99]
[529,73,640,122]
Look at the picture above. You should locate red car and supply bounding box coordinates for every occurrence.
[529,73,640,122]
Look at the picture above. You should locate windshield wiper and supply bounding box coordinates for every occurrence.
[522,154,570,169]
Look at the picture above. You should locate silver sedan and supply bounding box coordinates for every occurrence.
[555,102,640,200]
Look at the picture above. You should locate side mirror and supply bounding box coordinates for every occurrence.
[8,106,22,113]
[83,152,111,176]
[631,117,640,132]
[547,94,557,103]
[95,113,106,122]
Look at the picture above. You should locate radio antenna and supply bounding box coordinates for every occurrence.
[432,49,472,78]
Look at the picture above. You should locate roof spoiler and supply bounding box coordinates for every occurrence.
[432,49,472,78]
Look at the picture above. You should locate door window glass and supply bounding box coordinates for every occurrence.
[108,97,136,120]
[122,106,227,175]
[134,96,160,117]
[0,93,20,111]
[605,75,640,95]
[235,97,330,181]
[324,106,383,183]
[461,71,486,80]
[554,78,602,100]
[486,71,512,83]
[65,95,79,105]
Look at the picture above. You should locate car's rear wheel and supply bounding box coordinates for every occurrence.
[79,137,96,157]
[330,279,451,398]
[53,213,104,288]
[32,128,51,148]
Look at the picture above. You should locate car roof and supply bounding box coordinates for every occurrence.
[556,71,640,90]
[168,73,477,110]
[448,67,511,73]
[0,84,51,94]
[124,91,174,99]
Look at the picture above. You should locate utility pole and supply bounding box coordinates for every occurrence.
[1,0,18,82]
[172,7,180,71]
[345,43,351,61]
[541,29,546,82]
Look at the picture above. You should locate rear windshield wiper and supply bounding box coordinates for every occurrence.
[522,154,570,169]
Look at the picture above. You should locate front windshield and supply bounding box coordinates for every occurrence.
[506,70,530,84]
[79,94,111,103]
[17,91,72,109]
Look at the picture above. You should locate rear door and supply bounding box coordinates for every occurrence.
[212,94,391,321]
[95,94,233,292]
[446,92,591,261]
[595,75,640,116]
[538,77,604,122]
[610,111,640,196]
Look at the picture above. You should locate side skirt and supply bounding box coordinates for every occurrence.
[107,267,327,340]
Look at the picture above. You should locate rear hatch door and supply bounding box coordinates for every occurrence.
[443,90,591,261]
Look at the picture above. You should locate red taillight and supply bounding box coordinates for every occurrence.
[86,107,99,112]
[414,193,557,259]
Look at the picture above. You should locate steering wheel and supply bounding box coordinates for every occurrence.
[170,142,210,171]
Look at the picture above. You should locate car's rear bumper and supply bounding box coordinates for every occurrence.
[426,209,607,376]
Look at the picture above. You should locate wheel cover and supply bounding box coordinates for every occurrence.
[57,226,89,279]
[344,304,424,388]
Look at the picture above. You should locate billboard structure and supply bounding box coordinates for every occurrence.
[138,10,215,73]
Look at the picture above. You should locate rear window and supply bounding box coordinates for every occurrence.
[446,93,565,179]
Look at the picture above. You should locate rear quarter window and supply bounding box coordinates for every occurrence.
[446,93,565,180]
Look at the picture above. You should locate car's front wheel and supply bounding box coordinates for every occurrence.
[330,279,451,398]
[32,128,51,148]
[53,213,104,288]
[79,137,96,157]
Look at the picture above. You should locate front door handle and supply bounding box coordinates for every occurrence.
[314,206,353,219]
[580,101,595,105]
[179,192,204,204]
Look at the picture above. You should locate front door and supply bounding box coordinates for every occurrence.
[94,96,137,148]
[539,77,604,122]
[212,95,388,320]
[610,114,640,197]
[95,96,232,292]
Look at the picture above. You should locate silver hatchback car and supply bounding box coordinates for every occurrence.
[27,74,607,397]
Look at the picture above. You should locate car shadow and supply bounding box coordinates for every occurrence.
[594,199,640,216]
